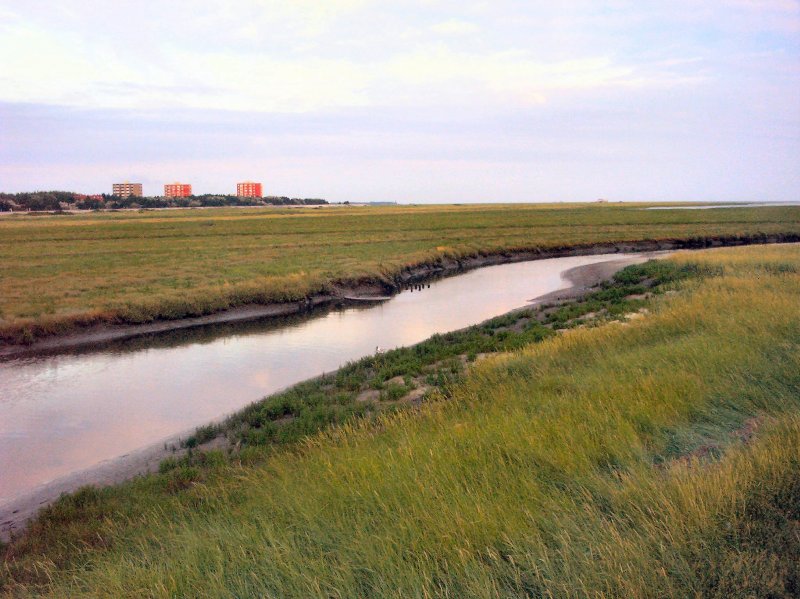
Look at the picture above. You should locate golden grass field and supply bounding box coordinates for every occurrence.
[1,203,799,343]
[2,244,798,597]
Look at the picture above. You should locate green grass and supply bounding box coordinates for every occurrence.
[2,244,799,597]
[175,257,681,455]
[1,202,799,343]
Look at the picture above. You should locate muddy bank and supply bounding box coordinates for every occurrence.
[0,428,199,543]
[387,233,799,288]
[2,233,797,360]
[0,254,654,541]
[0,296,335,360]
[529,257,659,305]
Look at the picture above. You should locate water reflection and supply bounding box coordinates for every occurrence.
[0,253,644,501]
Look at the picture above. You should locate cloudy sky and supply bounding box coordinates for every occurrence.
[0,1,798,202]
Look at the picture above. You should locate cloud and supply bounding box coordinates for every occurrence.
[384,44,703,108]
[0,13,704,113]
[0,1,798,202]
[166,51,373,112]
[0,1,735,112]
[431,19,480,36]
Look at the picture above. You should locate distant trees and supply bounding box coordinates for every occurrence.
[78,197,104,210]
[0,192,329,212]
[0,191,74,211]
[107,196,170,209]
[263,196,328,205]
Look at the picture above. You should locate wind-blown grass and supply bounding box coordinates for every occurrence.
[1,203,798,344]
[2,244,799,597]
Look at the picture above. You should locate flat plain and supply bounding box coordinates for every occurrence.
[1,203,799,343]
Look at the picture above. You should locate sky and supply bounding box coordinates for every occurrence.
[0,1,798,203]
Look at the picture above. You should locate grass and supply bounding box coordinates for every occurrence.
[1,202,799,344]
[2,243,799,597]
[177,257,684,455]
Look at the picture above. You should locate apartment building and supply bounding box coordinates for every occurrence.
[112,182,143,198]
[164,182,192,197]
[236,181,263,198]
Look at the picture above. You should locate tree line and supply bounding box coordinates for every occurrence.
[0,192,328,212]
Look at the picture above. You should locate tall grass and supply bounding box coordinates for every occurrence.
[2,244,799,597]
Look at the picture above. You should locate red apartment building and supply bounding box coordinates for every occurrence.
[164,182,192,197]
[237,181,262,198]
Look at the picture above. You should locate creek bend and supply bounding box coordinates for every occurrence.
[0,253,654,503]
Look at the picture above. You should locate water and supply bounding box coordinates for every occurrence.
[0,253,644,501]
[644,202,800,210]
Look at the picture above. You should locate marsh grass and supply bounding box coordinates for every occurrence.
[2,244,800,597]
[182,258,675,454]
[1,203,798,344]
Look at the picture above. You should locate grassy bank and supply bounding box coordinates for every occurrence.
[2,244,800,597]
[178,257,687,456]
[1,203,799,344]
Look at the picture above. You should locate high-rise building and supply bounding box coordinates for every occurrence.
[112,182,143,198]
[164,182,192,197]
[236,181,263,198]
